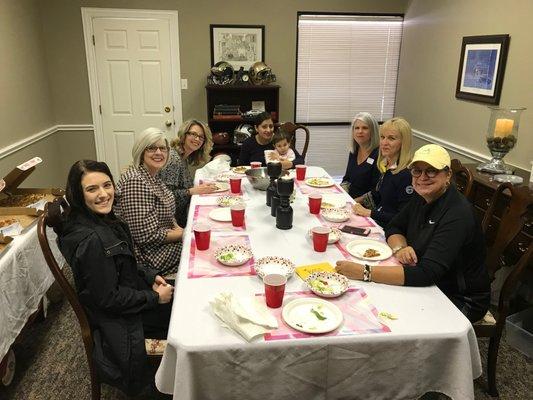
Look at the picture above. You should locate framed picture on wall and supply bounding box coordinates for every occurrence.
[210,24,264,69]
[455,34,510,104]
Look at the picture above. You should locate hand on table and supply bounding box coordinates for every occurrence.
[335,261,364,280]
[190,183,218,195]
[352,203,371,217]
[395,246,418,266]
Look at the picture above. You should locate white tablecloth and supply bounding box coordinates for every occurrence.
[0,223,64,361]
[156,167,482,400]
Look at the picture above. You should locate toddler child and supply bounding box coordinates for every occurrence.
[265,132,296,162]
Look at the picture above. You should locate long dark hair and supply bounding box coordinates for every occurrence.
[254,111,272,130]
[66,160,115,214]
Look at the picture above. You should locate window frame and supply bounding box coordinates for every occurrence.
[294,11,404,126]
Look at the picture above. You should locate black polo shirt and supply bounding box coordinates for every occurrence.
[385,185,490,322]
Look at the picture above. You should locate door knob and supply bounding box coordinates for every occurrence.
[165,120,172,127]
[164,106,171,113]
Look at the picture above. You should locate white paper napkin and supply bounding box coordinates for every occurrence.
[210,292,278,341]
[200,154,231,178]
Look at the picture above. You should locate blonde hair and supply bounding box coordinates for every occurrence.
[349,112,380,153]
[170,119,213,166]
[377,117,412,174]
[132,127,170,168]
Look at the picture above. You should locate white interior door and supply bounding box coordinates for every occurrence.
[85,10,181,178]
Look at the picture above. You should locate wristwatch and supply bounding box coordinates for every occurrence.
[392,245,406,254]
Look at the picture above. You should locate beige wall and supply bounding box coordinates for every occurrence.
[4,0,407,187]
[0,0,54,147]
[40,0,407,124]
[397,0,533,171]
[0,135,61,187]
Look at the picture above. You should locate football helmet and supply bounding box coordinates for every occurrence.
[233,124,254,144]
[210,61,235,85]
[248,62,276,85]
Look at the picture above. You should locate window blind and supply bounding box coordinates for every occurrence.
[296,14,403,124]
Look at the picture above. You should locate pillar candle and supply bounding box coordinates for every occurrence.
[494,118,514,138]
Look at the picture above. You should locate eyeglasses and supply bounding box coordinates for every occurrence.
[186,132,205,142]
[145,145,169,153]
[409,166,448,178]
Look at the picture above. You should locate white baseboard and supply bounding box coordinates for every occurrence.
[0,124,94,159]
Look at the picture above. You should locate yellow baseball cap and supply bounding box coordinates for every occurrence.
[409,144,451,169]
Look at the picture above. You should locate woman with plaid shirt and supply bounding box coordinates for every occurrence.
[115,128,183,274]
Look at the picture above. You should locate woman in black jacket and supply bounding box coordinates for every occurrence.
[57,160,173,395]
[336,145,490,322]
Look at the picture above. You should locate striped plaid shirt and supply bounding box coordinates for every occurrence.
[115,165,181,274]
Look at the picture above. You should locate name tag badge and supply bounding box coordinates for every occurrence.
[366,157,375,165]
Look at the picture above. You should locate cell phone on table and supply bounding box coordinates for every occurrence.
[340,225,370,236]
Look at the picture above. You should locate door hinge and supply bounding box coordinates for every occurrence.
[99,105,102,114]
[92,35,95,45]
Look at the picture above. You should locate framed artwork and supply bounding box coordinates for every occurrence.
[210,24,264,69]
[455,34,510,104]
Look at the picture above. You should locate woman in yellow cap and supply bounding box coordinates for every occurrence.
[336,144,490,322]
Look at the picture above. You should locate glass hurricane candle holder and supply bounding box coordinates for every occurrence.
[477,106,526,174]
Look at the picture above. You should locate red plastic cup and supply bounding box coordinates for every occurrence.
[230,204,245,227]
[295,165,307,180]
[312,226,331,252]
[193,223,211,250]
[250,161,262,169]
[263,274,287,308]
[308,193,322,214]
[229,176,242,194]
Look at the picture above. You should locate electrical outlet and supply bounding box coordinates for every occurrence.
[181,79,188,90]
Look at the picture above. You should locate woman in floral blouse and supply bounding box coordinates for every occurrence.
[115,128,183,274]
[160,119,216,227]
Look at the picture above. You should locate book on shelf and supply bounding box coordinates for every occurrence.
[213,110,243,115]
[212,115,243,121]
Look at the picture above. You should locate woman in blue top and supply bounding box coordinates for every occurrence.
[340,112,380,198]
[352,117,414,227]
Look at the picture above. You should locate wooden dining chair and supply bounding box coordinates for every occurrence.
[276,121,310,161]
[37,198,101,400]
[473,182,533,397]
[450,158,474,198]
[37,198,166,400]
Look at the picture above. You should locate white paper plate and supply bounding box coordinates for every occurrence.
[305,272,349,298]
[214,244,253,266]
[208,207,232,222]
[212,182,230,193]
[346,239,393,261]
[231,166,251,174]
[254,256,295,279]
[307,227,342,244]
[216,195,245,207]
[282,298,343,334]
[321,208,350,223]
[305,177,334,188]
[321,194,346,209]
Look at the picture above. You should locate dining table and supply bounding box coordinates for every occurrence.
[0,222,64,368]
[155,166,482,400]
